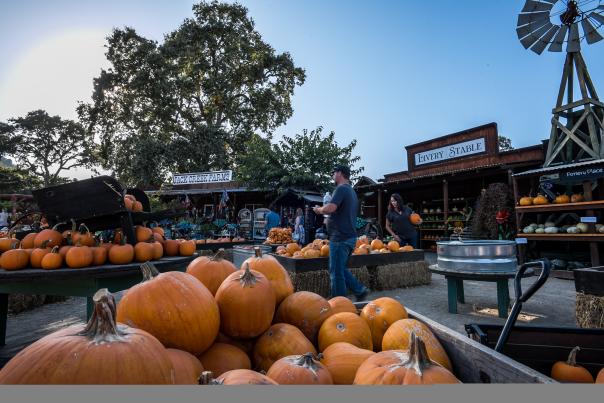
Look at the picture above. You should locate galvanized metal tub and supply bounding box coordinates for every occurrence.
[436,240,518,274]
[232,244,272,270]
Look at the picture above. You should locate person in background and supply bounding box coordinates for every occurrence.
[385,193,418,248]
[313,165,370,301]
[0,209,8,229]
[265,208,281,233]
[294,207,306,245]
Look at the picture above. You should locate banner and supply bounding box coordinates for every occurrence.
[172,170,233,185]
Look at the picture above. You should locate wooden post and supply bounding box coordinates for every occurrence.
[583,180,600,267]
[377,188,383,231]
[443,180,449,239]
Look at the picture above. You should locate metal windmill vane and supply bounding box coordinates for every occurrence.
[517,1,604,167]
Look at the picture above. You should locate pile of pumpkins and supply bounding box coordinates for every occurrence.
[264,227,294,245]
[273,237,415,259]
[0,246,464,385]
[123,193,144,212]
[353,236,414,255]
[519,193,585,206]
[522,221,604,235]
[0,220,196,271]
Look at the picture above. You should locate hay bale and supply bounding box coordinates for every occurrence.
[288,267,370,298]
[369,261,431,291]
[576,292,604,329]
[8,294,68,314]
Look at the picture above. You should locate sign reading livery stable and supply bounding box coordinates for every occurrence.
[172,170,233,185]
[414,138,486,166]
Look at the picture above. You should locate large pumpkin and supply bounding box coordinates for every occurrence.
[20,232,37,249]
[266,353,333,385]
[275,291,333,344]
[186,249,237,295]
[0,289,174,384]
[320,342,375,385]
[166,348,204,385]
[318,312,373,352]
[0,248,29,271]
[253,323,317,373]
[242,247,293,305]
[353,331,461,385]
[550,346,594,383]
[0,233,20,253]
[360,297,408,351]
[33,222,65,248]
[198,343,251,376]
[200,369,278,385]
[117,264,220,355]
[108,239,134,265]
[328,296,357,315]
[214,263,275,339]
[381,318,452,371]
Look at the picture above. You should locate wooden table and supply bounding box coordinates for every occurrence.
[0,255,196,346]
[429,265,533,319]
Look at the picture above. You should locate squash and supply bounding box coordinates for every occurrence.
[320,342,375,385]
[0,289,174,384]
[554,194,571,204]
[0,248,29,271]
[266,353,333,385]
[518,196,533,206]
[65,243,94,268]
[166,348,204,385]
[523,226,536,234]
[200,369,278,385]
[33,222,65,248]
[318,312,373,352]
[370,239,384,250]
[179,240,196,256]
[186,249,237,295]
[551,346,594,383]
[544,227,559,234]
[566,226,581,234]
[198,343,251,376]
[534,228,545,234]
[40,246,63,270]
[360,297,408,351]
[533,194,549,205]
[242,247,293,305]
[328,296,357,315]
[275,291,333,344]
[544,221,556,228]
[253,323,317,373]
[576,223,589,234]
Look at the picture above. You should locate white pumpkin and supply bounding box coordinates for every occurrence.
[523,226,536,234]
[544,227,559,234]
[576,223,589,234]
[535,228,545,234]
[566,226,581,234]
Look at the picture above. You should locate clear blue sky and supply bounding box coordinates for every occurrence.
[1,0,603,181]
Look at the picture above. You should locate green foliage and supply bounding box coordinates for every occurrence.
[498,135,514,152]
[0,166,43,194]
[0,110,93,187]
[236,126,363,194]
[78,0,305,188]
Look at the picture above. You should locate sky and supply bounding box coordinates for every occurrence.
[1,0,604,182]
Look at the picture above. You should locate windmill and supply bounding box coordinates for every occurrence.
[517,0,604,167]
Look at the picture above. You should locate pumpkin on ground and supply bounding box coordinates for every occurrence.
[242,247,293,305]
[381,318,452,371]
[40,246,63,270]
[0,248,29,271]
[320,342,375,385]
[266,353,333,385]
[275,291,333,344]
[253,323,317,373]
[199,369,278,385]
[186,249,237,295]
[117,264,220,355]
[353,331,461,385]
[166,348,204,385]
[318,312,373,352]
[550,347,594,383]
[0,289,174,384]
[360,297,408,351]
[328,296,357,315]
[198,343,251,376]
[214,263,275,339]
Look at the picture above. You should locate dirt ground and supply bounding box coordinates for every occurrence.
[0,253,578,364]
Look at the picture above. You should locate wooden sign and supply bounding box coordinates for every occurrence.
[172,170,233,185]
[414,138,486,166]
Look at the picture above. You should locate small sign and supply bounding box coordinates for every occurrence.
[580,216,597,223]
[414,138,486,166]
[558,166,604,183]
[515,238,528,244]
[172,170,233,185]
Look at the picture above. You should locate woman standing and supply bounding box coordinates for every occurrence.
[294,208,306,245]
[385,193,418,248]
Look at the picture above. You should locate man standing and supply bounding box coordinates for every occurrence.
[313,165,370,301]
[265,208,281,233]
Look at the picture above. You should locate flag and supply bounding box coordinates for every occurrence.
[219,189,229,211]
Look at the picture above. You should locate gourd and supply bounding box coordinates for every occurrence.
[533,194,549,205]
[518,196,533,206]
[576,223,589,234]
[544,227,559,234]
[554,194,570,204]
[566,226,581,234]
[523,226,536,234]
[551,346,594,383]
[534,228,545,234]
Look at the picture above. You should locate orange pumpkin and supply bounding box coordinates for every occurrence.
[20,232,37,249]
[124,194,136,202]
[286,243,301,254]
[179,240,196,256]
[355,237,369,248]
[214,332,256,359]
[166,348,204,385]
[198,343,251,376]
[387,240,400,252]
[186,249,237,295]
[242,247,293,305]
[554,194,571,204]
[596,367,604,383]
[381,318,452,371]
[29,240,52,268]
[360,297,408,351]
[328,296,357,315]
[200,369,278,385]
[65,244,94,268]
[400,245,414,252]
[0,248,29,271]
[108,238,134,265]
[266,353,333,385]
[0,233,20,253]
[135,226,153,243]
[519,196,533,206]
[304,249,321,258]
[318,312,373,352]
[275,291,333,344]
[151,241,163,260]
[163,239,180,256]
[72,224,95,247]
[370,239,384,250]
[40,246,63,270]
[551,347,594,383]
[116,265,220,355]
[91,246,108,266]
[123,196,134,211]
[0,289,174,384]
[33,222,65,248]
[152,226,165,237]
[533,194,549,205]
[132,201,144,212]
[353,331,461,385]
[134,241,154,263]
[320,244,330,257]
[320,342,375,385]
[409,213,422,225]
[253,323,317,373]
[214,264,275,339]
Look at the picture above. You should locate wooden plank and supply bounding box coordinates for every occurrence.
[553,98,604,114]
[574,267,604,296]
[515,200,604,213]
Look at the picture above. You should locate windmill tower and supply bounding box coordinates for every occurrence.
[517,0,604,167]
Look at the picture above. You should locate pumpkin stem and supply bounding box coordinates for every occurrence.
[198,371,222,385]
[566,346,581,367]
[65,232,73,246]
[50,246,60,254]
[70,218,77,232]
[40,239,51,249]
[140,262,159,282]
[211,248,225,261]
[254,247,263,258]
[295,352,322,370]
[404,331,434,376]
[77,288,126,343]
[79,223,90,235]
[51,221,67,231]
[239,263,258,287]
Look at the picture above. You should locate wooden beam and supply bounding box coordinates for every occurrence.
[553,98,604,114]
[556,53,572,108]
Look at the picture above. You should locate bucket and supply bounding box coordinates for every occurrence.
[436,240,517,274]
[232,244,272,269]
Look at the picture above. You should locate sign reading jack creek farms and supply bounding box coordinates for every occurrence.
[172,170,233,185]
[414,138,486,166]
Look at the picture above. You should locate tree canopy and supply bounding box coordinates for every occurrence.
[78,0,306,187]
[236,126,364,194]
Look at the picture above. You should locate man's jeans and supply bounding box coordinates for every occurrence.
[328,237,367,298]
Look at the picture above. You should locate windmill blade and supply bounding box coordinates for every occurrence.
[521,22,554,49]
[582,18,604,44]
[517,18,551,39]
[567,23,581,52]
[517,11,550,27]
[591,12,604,26]
[531,25,560,54]
[549,24,569,52]
[521,0,555,13]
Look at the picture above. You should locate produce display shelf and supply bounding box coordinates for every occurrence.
[515,200,604,213]
[517,233,604,242]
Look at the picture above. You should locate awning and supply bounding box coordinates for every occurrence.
[512,159,604,177]
[270,189,324,207]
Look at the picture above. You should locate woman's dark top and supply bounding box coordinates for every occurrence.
[386,206,417,240]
